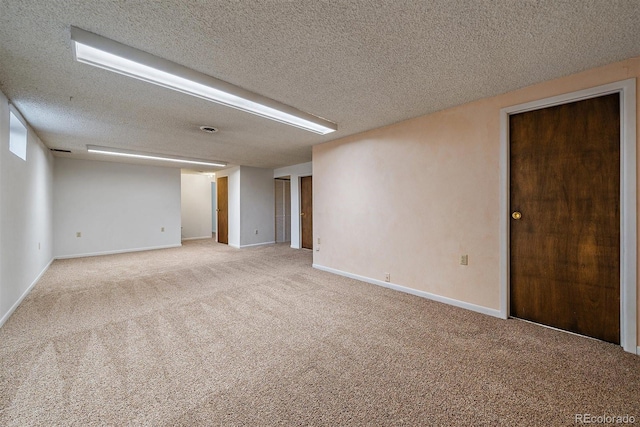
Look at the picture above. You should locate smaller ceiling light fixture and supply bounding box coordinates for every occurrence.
[70,27,337,135]
[87,145,227,167]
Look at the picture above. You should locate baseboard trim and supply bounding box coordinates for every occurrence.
[312,264,502,319]
[181,236,212,241]
[240,241,276,248]
[54,243,182,260]
[0,257,54,328]
[637,346,640,356]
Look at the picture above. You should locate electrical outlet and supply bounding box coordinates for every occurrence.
[254,229,259,235]
[385,273,390,282]
[38,242,41,250]
[76,232,82,238]
[316,246,320,252]
[161,227,165,232]
[460,254,468,265]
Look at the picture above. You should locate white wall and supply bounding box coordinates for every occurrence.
[240,166,275,247]
[53,157,181,258]
[181,172,212,240]
[211,182,217,233]
[216,166,275,248]
[216,166,241,247]
[0,91,54,326]
[274,162,312,249]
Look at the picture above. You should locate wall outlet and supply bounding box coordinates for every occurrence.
[254,229,259,235]
[76,232,82,238]
[161,227,165,232]
[460,254,469,265]
[385,273,390,282]
[38,242,41,250]
[316,246,320,252]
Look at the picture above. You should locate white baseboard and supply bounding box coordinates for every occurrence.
[181,236,212,241]
[312,264,502,319]
[54,243,182,260]
[0,257,54,328]
[240,241,276,248]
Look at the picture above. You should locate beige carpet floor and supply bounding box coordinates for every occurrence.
[1,239,639,426]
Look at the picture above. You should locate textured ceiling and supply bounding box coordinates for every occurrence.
[1,0,639,170]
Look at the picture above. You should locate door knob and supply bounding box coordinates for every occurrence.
[300,212,305,216]
[511,211,522,220]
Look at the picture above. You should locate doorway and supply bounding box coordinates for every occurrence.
[500,78,637,353]
[300,176,313,250]
[217,176,228,245]
[509,93,620,343]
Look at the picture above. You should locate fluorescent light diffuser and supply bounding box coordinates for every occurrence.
[70,27,337,135]
[87,145,227,167]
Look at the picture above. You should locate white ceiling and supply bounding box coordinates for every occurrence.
[1,0,639,171]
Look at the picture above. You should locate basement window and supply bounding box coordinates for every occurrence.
[9,110,27,161]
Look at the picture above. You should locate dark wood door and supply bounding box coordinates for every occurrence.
[217,176,228,245]
[300,176,313,250]
[510,93,620,344]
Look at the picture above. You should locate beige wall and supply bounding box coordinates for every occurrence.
[313,56,640,343]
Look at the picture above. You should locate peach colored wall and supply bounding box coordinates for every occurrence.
[313,56,640,343]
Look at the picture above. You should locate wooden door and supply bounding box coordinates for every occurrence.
[300,176,313,249]
[510,93,620,344]
[217,176,228,245]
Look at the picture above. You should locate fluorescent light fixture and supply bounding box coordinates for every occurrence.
[87,145,227,167]
[70,27,337,135]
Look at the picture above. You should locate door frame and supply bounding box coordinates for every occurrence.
[499,78,637,354]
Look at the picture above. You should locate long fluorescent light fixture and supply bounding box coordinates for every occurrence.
[70,27,337,135]
[87,145,227,167]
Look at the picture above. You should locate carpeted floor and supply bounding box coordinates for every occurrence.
[1,239,639,426]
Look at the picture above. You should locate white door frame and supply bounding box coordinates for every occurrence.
[499,78,637,354]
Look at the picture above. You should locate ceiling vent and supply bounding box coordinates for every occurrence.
[50,148,72,153]
[199,126,218,134]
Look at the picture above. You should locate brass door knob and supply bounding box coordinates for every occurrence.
[512,211,522,220]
